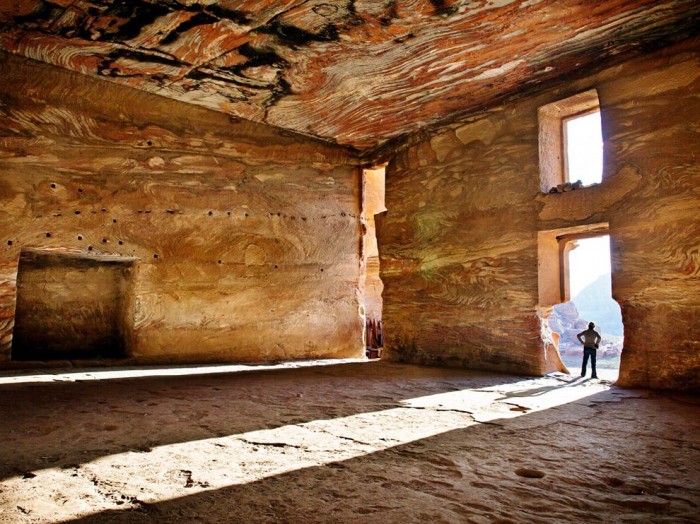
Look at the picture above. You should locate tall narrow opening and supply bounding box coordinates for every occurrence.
[361,165,386,359]
[564,110,603,186]
[549,235,623,380]
[11,249,135,361]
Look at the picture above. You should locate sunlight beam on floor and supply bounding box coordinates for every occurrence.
[1,375,607,522]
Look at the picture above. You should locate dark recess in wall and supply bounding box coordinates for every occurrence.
[11,250,134,361]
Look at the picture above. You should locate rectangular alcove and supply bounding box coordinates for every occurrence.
[11,249,136,361]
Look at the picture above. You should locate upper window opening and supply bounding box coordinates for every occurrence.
[538,89,602,193]
[564,110,603,186]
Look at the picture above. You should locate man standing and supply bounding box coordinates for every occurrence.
[577,322,602,379]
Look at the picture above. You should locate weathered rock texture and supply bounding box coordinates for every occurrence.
[377,38,700,390]
[2,362,698,522]
[0,52,364,365]
[1,1,698,151]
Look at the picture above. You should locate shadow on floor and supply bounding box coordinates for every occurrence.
[65,386,700,523]
[0,361,532,481]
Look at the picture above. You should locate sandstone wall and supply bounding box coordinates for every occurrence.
[377,38,700,389]
[0,53,364,365]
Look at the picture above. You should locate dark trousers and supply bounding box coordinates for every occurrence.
[581,347,597,377]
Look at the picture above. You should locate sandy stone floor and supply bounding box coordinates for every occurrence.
[0,360,698,523]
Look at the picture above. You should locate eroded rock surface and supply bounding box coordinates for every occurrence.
[1,1,698,150]
[377,39,700,389]
[0,53,364,365]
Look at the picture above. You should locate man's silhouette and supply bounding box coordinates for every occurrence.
[577,322,601,379]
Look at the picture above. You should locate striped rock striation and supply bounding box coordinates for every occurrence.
[0,0,698,151]
[0,2,697,390]
[377,38,700,390]
[0,52,364,365]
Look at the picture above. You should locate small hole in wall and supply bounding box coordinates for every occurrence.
[7,240,13,246]
[112,218,117,223]
[274,264,278,269]
[244,213,249,217]
[77,235,83,241]
[75,210,80,215]
[88,246,93,251]
[101,208,107,212]
[118,240,123,245]
[45,232,51,238]
[208,211,213,216]
[147,140,152,146]
[320,268,324,272]
[218,260,222,264]
[102,238,108,243]
[227,211,231,216]
[50,183,56,189]
[153,254,159,259]
[78,188,83,193]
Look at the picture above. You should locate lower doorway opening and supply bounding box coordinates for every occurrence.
[548,235,623,381]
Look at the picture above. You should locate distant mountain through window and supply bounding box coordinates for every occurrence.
[572,273,623,336]
[569,235,610,297]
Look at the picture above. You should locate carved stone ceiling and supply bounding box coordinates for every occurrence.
[1,0,699,152]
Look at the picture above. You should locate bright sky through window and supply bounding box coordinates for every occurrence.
[566,111,603,185]
[569,235,611,297]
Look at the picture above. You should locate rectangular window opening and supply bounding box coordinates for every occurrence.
[563,109,603,186]
[538,89,603,193]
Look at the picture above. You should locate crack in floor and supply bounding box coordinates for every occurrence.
[3,363,698,523]
[238,439,304,450]
[301,425,377,448]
